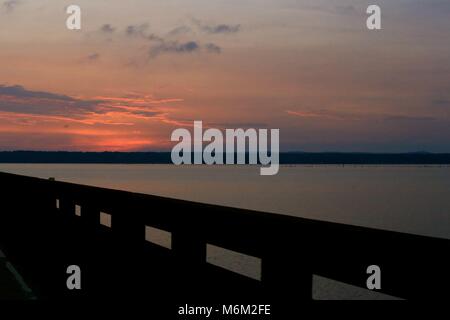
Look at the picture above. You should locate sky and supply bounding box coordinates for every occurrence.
[0,0,449,152]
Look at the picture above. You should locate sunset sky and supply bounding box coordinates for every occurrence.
[0,0,449,152]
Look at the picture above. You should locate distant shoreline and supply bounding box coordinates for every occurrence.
[1,151,450,165]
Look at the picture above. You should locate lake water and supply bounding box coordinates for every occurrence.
[1,163,448,299]
[0,163,449,239]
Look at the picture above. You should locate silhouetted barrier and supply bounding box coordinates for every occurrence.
[2,151,450,165]
[0,171,448,302]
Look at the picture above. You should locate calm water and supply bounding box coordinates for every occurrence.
[0,164,449,239]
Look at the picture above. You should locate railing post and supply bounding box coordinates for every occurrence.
[172,229,206,266]
[261,245,313,301]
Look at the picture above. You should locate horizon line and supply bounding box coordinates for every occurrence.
[0,150,449,155]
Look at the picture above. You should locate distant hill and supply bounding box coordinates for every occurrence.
[1,151,450,164]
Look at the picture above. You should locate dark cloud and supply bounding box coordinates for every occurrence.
[86,53,100,62]
[172,41,199,52]
[0,85,101,118]
[125,110,162,118]
[125,23,149,37]
[99,22,226,59]
[149,41,200,58]
[148,39,222,58]
[193,19,241,34]
[2,0,20,13]
[204,24,241,34]
[0,85,172,124]
[147,33,164,42]
[204,43,222,54]
[167,26,192,37]
[100,24,115,34]
[0,85,76,102]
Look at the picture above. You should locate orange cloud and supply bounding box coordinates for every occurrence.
[0,84,189,151]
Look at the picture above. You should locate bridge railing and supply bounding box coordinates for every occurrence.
[0,171,448,300]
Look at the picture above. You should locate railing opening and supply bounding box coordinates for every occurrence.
[145,226,172,250]
[100,212,112,228]
[312,275,401,300]
[206,244,262,281]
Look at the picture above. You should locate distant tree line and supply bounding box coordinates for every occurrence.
[1,151,450,164]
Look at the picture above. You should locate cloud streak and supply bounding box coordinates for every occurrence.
[150,40,199,57]
[192,19,241,34]
[166,25,192,37]
[82,53,100,63]
[0,85,184,125]
[147,37,221,58]
[100,24,115,34]
[0,85,76,102]
[287,109,436,122]
[125,23,149,37]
